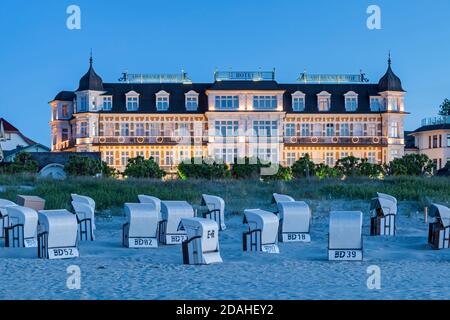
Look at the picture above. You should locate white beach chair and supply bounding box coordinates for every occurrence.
[0,199,17,239]
[243,209,280,253]
[123,203,159,248]
[4,206,38,248]
[328,211,363,261]
[181,217,223,265]
[37,210,79,259]
[138,195,162,221]
[277,201,312,242]
[370,193,397,236]
[71,201,95,241]
[159,201,194,245]
[201,194,226,231]
[428,204,450,249]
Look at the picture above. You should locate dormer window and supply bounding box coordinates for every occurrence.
[185,90,199,111]
[156,90,170,111]
[126,91,140,111]
[344,91,358,112]
[370,96,385,111]
[292,91,306,111]
[317,91,331,111]
[103,96,112,111]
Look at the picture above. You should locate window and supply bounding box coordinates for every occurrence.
[254,148,279,164]
[253,121,278,137]
[104,151,114,166]
[53,109,58,121]
[136,151,145,158]
[121,123,130,136]
[340,123,350,137]
[214,148,237,164]
[367,123,377,137]
[313,123,322,137]
[62,129,69,141]
[370,97,384,111]
[253,96,277,110]
[121,152,129,166]
[103,97,112,111]
[136,123,145,136]
[215,121,239,137]
[286,152,296,166]
[127,97,139,111]
[390,149,400,160]
[53,134,57,146]
[292,92,306,111]
[433,135,438,148]
[325,152,334,166]
[345,97,358,111]
[368,152,377,164]
[79,122,88,137]
[326,124,335,137]
[186,96,198,111]
[62,104,69,118]
[429,136,432,149]
[341,152,349,159]
[157,96,169,111]
[388,97,399,111]
[165,150,175,166]
[389,122,399,138]
[301,124,311,137]
[150,151,160,164]
[104,123,114,136]
[447,134,450,147]
[285,123,296,137]
[317,92,331,111]
[215,96,239,110]
[354,123,363,136]
[79,96,88,112]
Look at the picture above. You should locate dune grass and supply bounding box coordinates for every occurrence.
[0,174,448,214]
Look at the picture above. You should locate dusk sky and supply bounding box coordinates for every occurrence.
[0,0,449,146]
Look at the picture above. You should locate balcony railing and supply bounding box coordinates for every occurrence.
[421,116,450,127]
[284,136,388,145]
[79,136,208,145]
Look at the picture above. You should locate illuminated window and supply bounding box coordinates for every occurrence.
[215,96,239,110]
[253,96,277,110]
[389,122,399,138]
[368,152,377,164]
[317,92,331,111]
[121,151,129,166]
[104,151,114,166]
[62,104,69,118]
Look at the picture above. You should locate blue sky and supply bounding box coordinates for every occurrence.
[0,0,449,146]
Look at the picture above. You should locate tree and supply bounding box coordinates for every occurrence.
[64,155,114,177]
[335,156,361,177]
[263,166,293,181]
[438,98,450,116]
[387,154,433,176]
[231,157,271,179]
[314,164,342,179]
[291,154,316,178]
[123,156,166,179]
[178,158,230,180]
[5,152,38,174]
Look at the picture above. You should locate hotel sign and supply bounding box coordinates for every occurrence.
[214,70,275,82]
[118,72,192,84]
[298,72,369,84]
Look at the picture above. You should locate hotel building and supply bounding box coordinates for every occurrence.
[49,57,407,173]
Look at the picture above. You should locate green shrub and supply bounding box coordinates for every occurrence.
[123,156,166,179]
[315,164,342,179]
[292,155,315,178]
[387,154,433,176]
[64,155,114,177]
[263,165,293,181]
[231,157,270,179]
[4,152,38,174]
[177,158,230,180]
[335,156,385,178]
